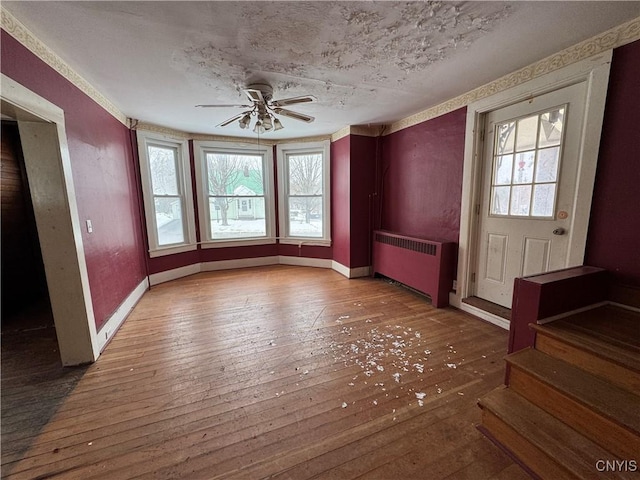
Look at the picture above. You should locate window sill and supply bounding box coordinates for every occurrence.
[279,238,332,247]
[200,238,277,249]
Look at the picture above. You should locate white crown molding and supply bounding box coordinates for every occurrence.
[387,15,640,135]
[1,7,128,126]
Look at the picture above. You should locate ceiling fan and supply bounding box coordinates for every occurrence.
[196,83,315,133]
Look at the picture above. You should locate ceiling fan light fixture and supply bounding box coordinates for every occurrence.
[262,115,273,131]
[238,113,251,129]
[253,120,265,134]
[273,118,284,131]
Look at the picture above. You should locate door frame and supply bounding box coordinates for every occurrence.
[1,74,100,365]
[451,52,612,329]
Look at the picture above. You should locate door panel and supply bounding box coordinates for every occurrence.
[476,82,587,308]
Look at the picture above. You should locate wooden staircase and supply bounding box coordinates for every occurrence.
[478,305,640,479]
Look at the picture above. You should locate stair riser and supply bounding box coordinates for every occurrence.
[509,367,640,460]
[535,333,640,394]
[480,408,579,480]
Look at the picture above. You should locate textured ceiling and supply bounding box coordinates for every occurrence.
[3,1,640,139]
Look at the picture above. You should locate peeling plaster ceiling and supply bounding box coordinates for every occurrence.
[4,1,639,139]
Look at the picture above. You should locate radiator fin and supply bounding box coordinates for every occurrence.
[374,233,437,256]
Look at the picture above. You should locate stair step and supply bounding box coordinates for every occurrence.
[506,348,640,459]
[532,305,640,393]
[479,387,637,480]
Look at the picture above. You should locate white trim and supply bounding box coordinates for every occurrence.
[279,256,333,269]
[148,256,339,285]
[137,131,197,256]
[1,74,100,365]
[458,303,510,331]
[278,238,331,247]
[149,263,201,286]
[536,301,609,325]
[332,261,350,278]
[97,278,149,352]
[201,256,279,272]
[454,52,613,309]
[331,261,371,279]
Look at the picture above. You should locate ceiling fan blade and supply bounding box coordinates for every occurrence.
[216,113,245,128]
[271,95,316,107]
[244,88,265,104]
[274,108,315,123]
[196,104,251,108]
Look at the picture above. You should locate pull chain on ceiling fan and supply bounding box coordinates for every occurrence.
[196,83,316,133]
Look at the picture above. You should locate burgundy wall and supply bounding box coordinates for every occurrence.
[585,40,640,287]
[380,108,466,243]
[349,135,378,268]
[1,31,148,330]
[331,136,351,267]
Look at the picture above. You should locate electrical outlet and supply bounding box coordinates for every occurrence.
[86,219,93,233]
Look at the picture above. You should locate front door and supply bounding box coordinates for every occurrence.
[475,82,587,308]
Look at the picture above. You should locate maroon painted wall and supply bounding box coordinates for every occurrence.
[585,40,640,287]
[349,135,378,268]
[1,31,148,330]
[331,136,351,267]
[380,108,466,243]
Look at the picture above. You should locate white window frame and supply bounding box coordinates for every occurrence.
[194,140,276,248]
[276,140,331,246]
[137,130,197,257]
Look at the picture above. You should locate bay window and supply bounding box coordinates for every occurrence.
[194,141,275,247]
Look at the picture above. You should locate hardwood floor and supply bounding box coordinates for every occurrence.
[2,266,530,479]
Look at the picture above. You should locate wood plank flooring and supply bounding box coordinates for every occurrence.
[2,265,530,479]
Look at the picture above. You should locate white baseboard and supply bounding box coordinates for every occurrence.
[149,264,201,286]
[331,261,371,278]
[97,277,149,352]
[279,255,333,269]
[149,256,368,286]
[202,256,279,272]
[459,302,510,330]
[349,266,371,278]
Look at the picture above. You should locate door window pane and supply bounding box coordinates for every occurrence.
[494,154,513,185]
[491,186,510,215]
[513,152,535,184]
[515,116,538,152]
[535,147,560,183]
[496,122,516,155]
[538,108,565,148]
[510,185,532,216]
[489,105,566,218]
[532,184,556,217]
